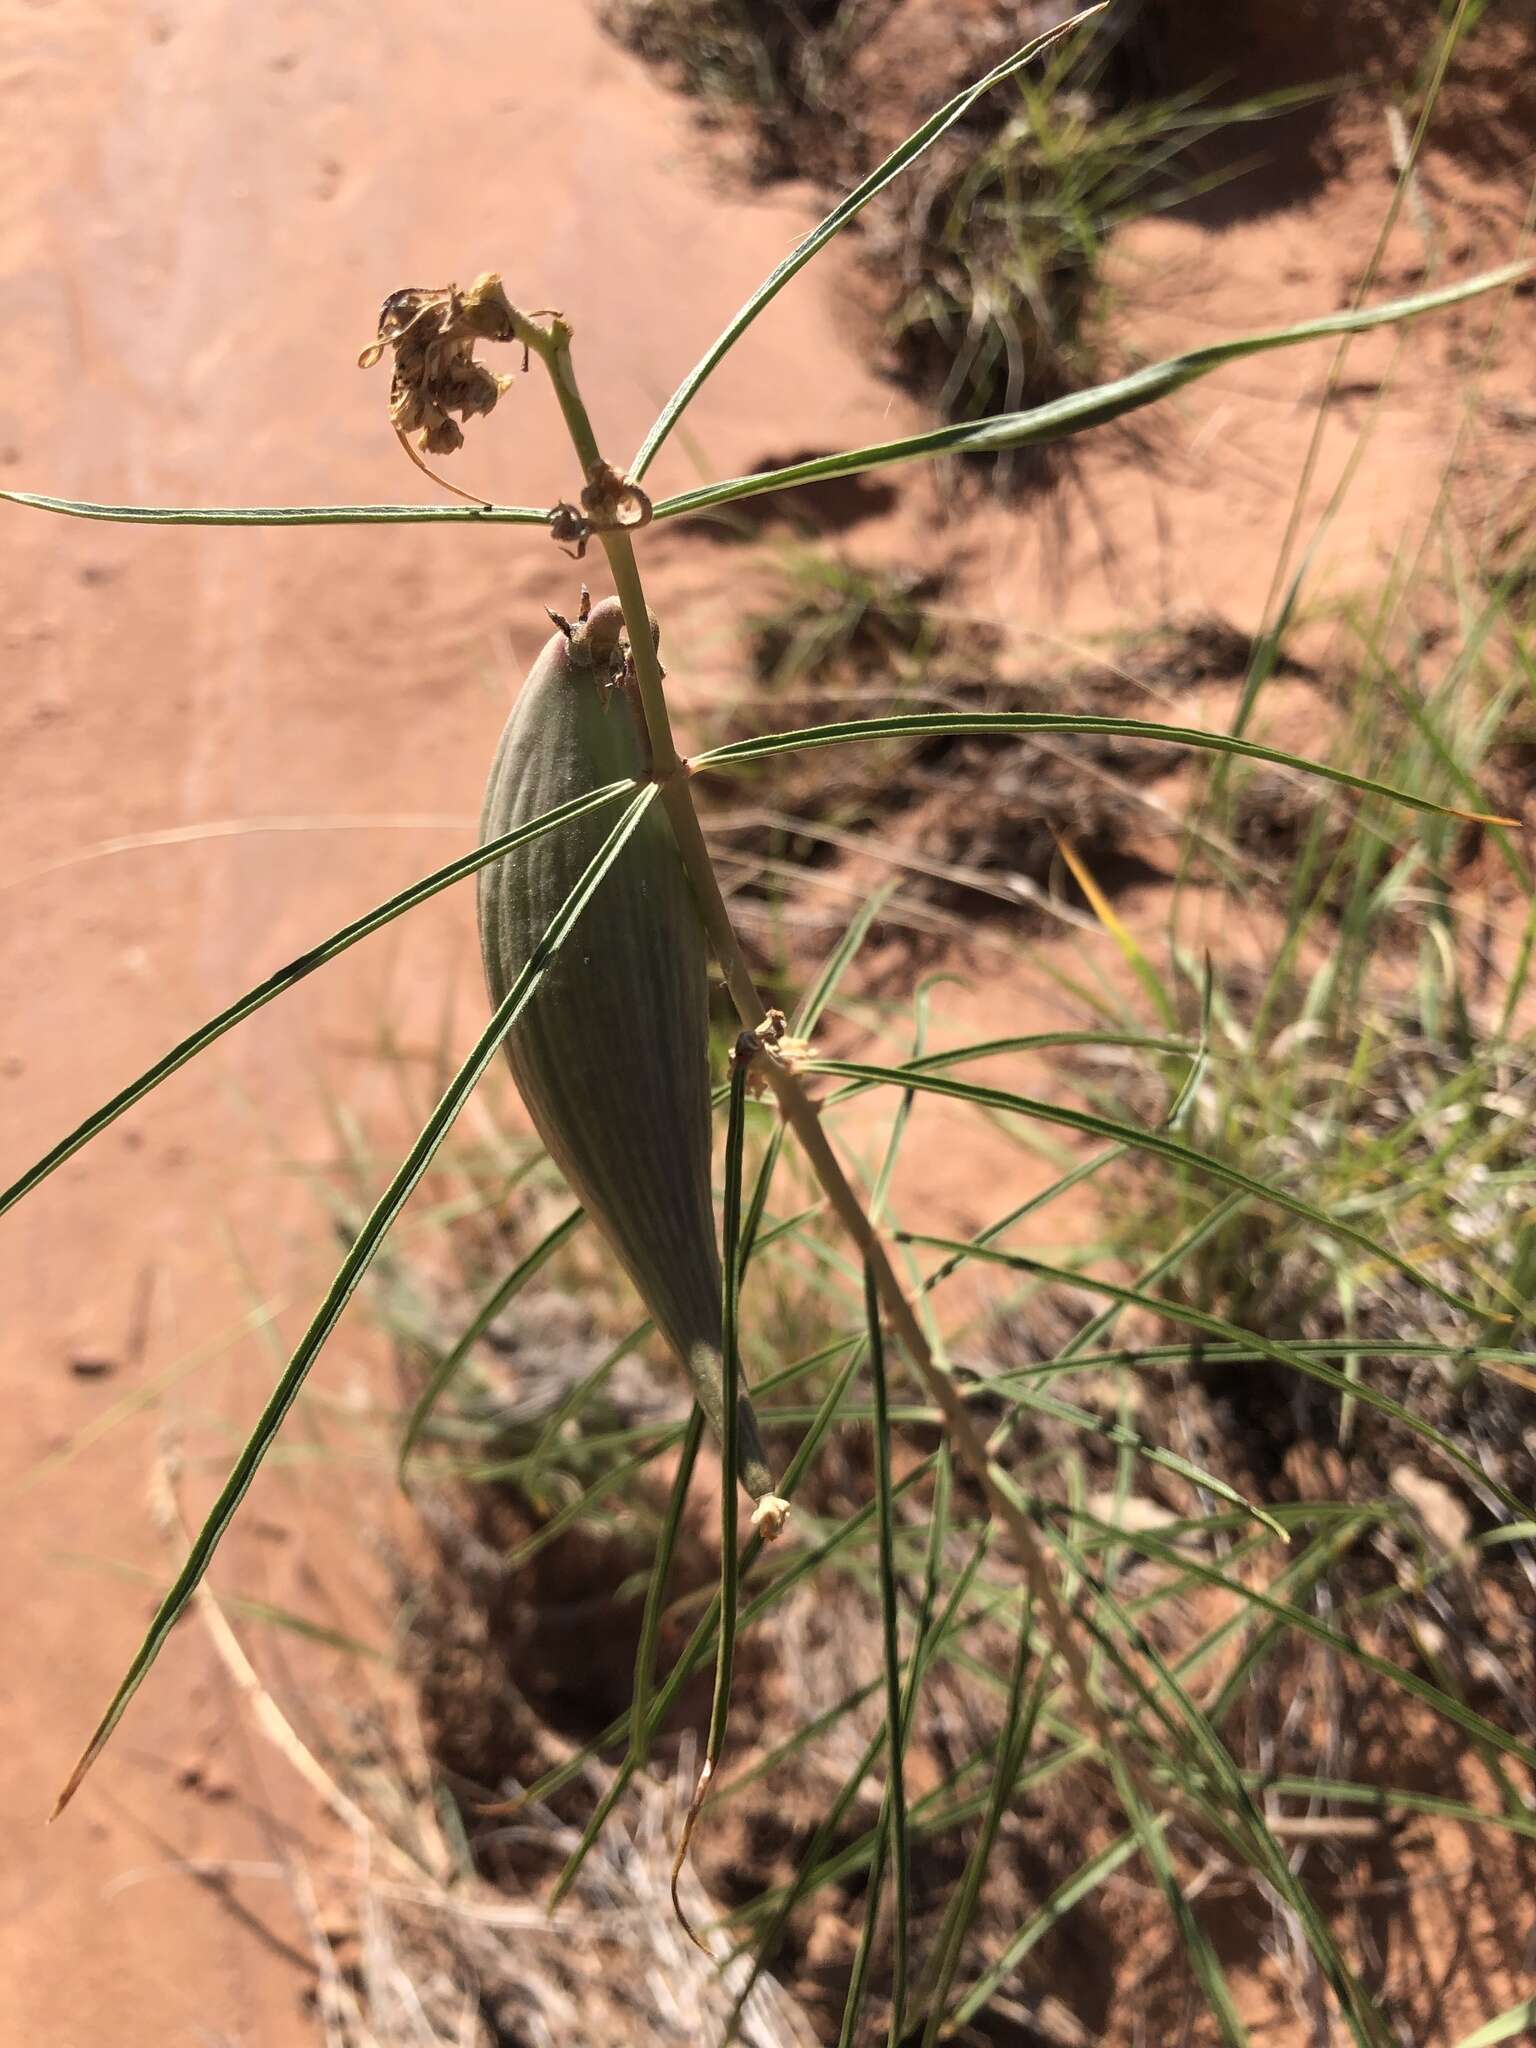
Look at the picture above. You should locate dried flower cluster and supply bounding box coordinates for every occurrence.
[358,273,525,456]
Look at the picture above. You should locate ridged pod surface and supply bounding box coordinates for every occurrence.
[477,598,779,1510]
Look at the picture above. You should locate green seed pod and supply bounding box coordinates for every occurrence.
[478,597,784,1525]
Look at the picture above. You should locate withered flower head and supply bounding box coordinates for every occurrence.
[358,273,523,457]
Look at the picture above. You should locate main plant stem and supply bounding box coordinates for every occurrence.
[531,323,1134,1777]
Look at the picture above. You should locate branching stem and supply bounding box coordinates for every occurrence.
[529,319,1141,1789]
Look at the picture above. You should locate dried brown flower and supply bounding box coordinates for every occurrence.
[358,273,524,457]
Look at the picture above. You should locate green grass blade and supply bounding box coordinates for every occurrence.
[728,1499,987,2025]
[918,1146,1126,1297]
[822,1031,1198,1111]
[918,1598,1045,2044]
[826,1063,1486,1318]
[651,265,1528,519]
[697,711,1512,826]
[943,1526,1372,2036]
[869,981,934,1228]
[1009,1380,1285,1538]
[517,1315,655,1494]
[908,1233,1526,1517]
[543,1343,874,1894]
[856,1261,911,2045]
[396,1203,586,1482]
[1,780,636,1220]
[50,787,658,1816]
[631,1406,706,1769]
[54,1553,384,1661]
[1451,2000,1536,2048]
[628,6,1108,482]
[1110,1755,1251,2048]
[950,1830,1141,2029]
[711,1038,752,1756]
[712,1678,882,1811]
[496,1440,677,1572]
[732,1672,1105,1935]
[1161,955,1215,1130]
[1050,1536,1383,2046]
[795,879,898,1036]
[737,1126,786,1279]
[994,1335,1536,1386]
[1071,1507,1536,1775]
[1053,1188,1250,1365]
[0,489,549,527]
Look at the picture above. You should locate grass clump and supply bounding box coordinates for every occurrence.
[599,0,876,179]
[875,60,1272,440]
[1074,571,1536,1511]
[607,1,1326,459]
[706,563,1311,945]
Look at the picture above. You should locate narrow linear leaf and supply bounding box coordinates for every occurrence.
[697,712,1514,827]
[631,1406,706,1768]
[1046,1534,1383,2047]
[1450,2000,1536,2048]
[0,489,549,527]
[495,1440,673,1572]
[1069,1506,1536,1775]
[1051,1188,1251,1368]
[630,6,1108,481]
[671,1039,750,1946]
[869,982,934,1227]
[542,1345,874,1894]
[712,1045,751,1705]
[906,1232,1526,1517]
[397,1203,586,1481]
[50,787,658,1816]
[1,781,636,1220]
[653,264,1529,520]
[52,1554,383,1661]
[1110,1755,1251,2048]
[919,1599,1046,2045]
[820,1062,1485,1317]
[714,1677,883,1810]
[823,1031,1197,1111]
[1019,1381,1284,1537]
[795,879,899,1036]
[518,1314,655,1494]
[951,1831,1141,2028]
[920,1146,1126,1297]
[850,1261,911,2045]
[995,1335,1536,1384]
[729,1486,986,2032]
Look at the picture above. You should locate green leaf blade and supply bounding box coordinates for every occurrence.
[820,1058,1484,1318]
[630,7,1109,482]
[1,490,548,527]
[652,265,1528,519]
[696,711,1513,826]
[50,786,658,1817]
[1,781,637,1222]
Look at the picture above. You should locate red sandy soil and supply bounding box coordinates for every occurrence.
[2,3,1531,2043]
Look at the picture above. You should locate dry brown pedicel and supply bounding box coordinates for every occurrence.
[478,594,785,1531]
